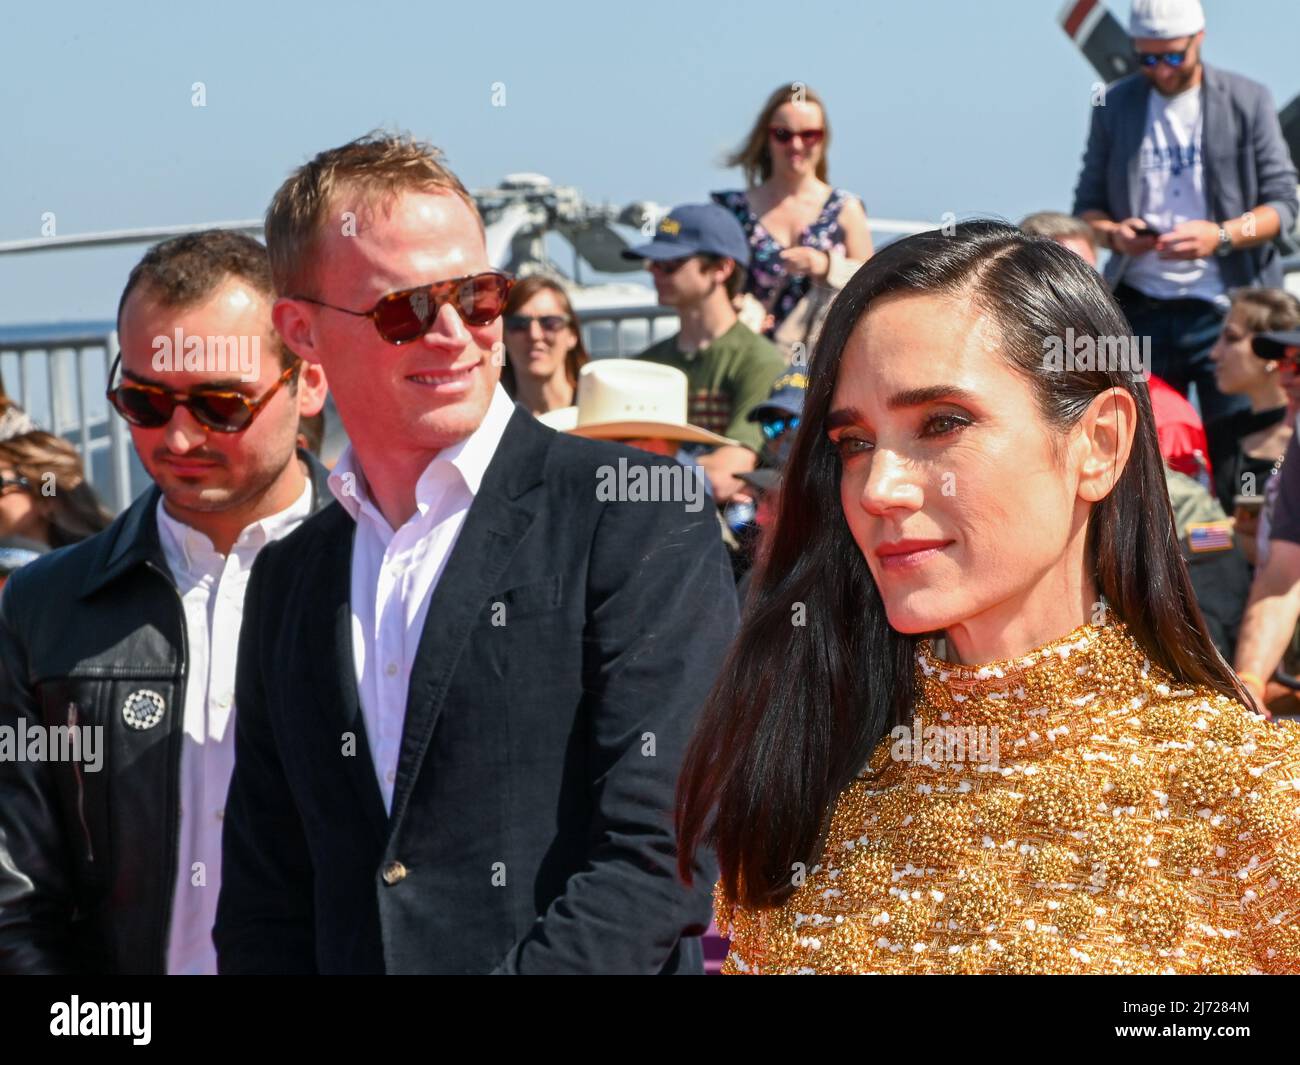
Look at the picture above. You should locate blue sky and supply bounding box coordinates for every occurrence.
[2,0,1296,326]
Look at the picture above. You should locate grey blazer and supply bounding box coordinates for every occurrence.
[1072,63,1299,292]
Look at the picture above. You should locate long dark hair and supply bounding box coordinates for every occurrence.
[676,220,1249,910]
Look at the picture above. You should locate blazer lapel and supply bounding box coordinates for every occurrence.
[311,511,389,838]
[1199,65,1223,217]
[387,409,550,829]
[1123,77,1153,221]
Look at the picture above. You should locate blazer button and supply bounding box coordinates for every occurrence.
[382,861,407,885]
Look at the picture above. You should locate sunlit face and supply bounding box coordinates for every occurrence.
[285,190,500,458]
[1210,307,1272,396]
[0,464,44,542]
[1135,33,1201,96]
[117,278,305,518]
[649,256,726,309]
[828,292,1089,637]
[503,289,577,384]
[768,101,824,178]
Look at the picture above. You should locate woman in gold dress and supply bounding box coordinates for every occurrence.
[676,221,1300,974]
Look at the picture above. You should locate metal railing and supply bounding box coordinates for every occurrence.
[577,305,678,358]
[0,322,139,513]
[5,218,1288,516]
[0,307,678,514]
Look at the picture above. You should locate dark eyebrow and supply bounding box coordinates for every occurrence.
[885,385,979,410]
[825,406,865,430]
[122,368,250,391]
[827,385,978,430]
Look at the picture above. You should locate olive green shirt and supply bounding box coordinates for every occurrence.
[637,321,785,454]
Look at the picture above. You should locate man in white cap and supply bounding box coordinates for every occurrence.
[1073,0,1298,463]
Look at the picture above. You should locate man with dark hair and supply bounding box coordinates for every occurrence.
[213,134,734,974]
[628,204,785,505]
[0,229,330,973]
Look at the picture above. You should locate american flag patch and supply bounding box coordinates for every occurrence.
[1187,520,1234,553]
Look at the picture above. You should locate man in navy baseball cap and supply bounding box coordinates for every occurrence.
[629,204,784,509]
[748,368,806,468]
[624,203,752,266]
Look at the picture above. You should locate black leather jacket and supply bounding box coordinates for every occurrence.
[0,452,333,973]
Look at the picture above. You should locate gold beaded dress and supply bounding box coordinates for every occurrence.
[716,619,1300,974]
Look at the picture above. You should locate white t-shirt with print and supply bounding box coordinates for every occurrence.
[1124,84,1225,305]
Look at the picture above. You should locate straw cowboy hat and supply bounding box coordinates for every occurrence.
[538,359,735,446]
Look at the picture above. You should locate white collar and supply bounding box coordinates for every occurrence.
[328,382,515,530]
[156,465,313,573]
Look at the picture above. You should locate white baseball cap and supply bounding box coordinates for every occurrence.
[1129,0,1204,39]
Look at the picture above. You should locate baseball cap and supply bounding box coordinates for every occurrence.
[623,204,751,267]
[1128,0,1204,39]
[748,369,808,422]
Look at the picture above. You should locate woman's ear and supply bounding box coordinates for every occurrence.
[1076,386,1138,503]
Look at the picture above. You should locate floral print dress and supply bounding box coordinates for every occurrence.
[711,187,861,338]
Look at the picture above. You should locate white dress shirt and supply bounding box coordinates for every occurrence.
[157,474,313,976]
[328,383,515,813]
[1125,83,1225,305]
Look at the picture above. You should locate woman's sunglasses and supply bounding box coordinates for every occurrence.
[0,474,31,496]
[504,314,571,334]
[292,270,514,345]
[1135,49,1188,68]
[106,354,300,433]
[769,126,825,146]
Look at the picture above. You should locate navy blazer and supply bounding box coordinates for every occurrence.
[213,406,736,974]
[1072,63,1299,291]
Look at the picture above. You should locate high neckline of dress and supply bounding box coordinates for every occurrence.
[913,618,1162,741]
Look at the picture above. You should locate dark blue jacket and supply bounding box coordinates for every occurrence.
[213,407,734,974]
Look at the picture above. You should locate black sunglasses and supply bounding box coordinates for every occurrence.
[647,257,693,275]
[1135,49,1188,68]
[292,271,514,345]
[106,353,300,433]
[504,314,571,333]
[0,474,31,495]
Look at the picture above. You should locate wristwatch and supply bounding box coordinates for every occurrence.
[1215,226,1234,256]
